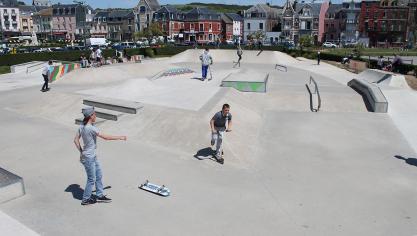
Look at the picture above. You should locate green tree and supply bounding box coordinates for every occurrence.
[299,35,313,50]
[248,30,265,41]
[134,23,164,42]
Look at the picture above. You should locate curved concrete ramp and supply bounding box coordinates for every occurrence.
[170,49,298,65]
[357,69,410,89]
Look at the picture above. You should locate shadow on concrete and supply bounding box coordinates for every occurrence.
[394,155,417,167]
[194,147,217,163]
[350,86,374,112]
[65,184,83,200]
[190,77,204,81]
[65,184,112,200]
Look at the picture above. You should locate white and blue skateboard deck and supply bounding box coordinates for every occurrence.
[139,180,170,197]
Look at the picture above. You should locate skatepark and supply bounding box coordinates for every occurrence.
[1,49,417,235]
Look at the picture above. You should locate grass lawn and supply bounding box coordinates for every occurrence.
[0,66,10,74]
[322,48,417,56]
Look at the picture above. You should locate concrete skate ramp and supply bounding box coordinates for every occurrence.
[170,49,298,65]
[357,69,410,89]
[78,78,220,111]
[221,68,268,93]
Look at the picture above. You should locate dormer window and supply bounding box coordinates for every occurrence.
[140,6,146,13]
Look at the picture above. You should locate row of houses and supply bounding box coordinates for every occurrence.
[0,0,416,47]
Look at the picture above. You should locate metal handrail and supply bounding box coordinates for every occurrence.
[305,76,321,112]
[26,60,76,74]
[26,61,45,74]
[275,63,288,72]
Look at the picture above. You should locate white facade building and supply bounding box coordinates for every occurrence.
[0,6,21,37]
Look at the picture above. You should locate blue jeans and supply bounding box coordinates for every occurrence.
[202,65,209,79]
[81,156,104,201]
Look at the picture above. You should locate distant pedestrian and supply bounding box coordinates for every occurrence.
[377,56,384,70]
[199,48,213,81]
[258,39,263,51]
[96,47,103,66]
[317,50,321,65]
[41,60,52,92]
[74,107,127,206]
[234,45,243,68]
[210,104,233,164]
[392,54,403,73]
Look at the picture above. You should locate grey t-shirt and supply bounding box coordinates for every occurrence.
[212,111,232,128]
[78,124,99,158]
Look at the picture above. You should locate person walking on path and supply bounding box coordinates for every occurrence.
[74,107,127,205]
[210,104,233,164]
[199,48,213,81]
[317,50,321,65]
[234,45,243,68]
[377,56,384,70]
[41,60,52,92]
[392,54,403,73]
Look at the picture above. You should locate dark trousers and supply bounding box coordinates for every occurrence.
[317,58,320,65]
[42,74,49,90]
[202,65,209,79]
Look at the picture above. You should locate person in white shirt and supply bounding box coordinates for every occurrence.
[41,60,52,92]
[96,48,103,66]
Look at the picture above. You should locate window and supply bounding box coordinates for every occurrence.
[140,6,146,13]
[209,23,212,30]
[199,23,203,31]
[247,22,250,30]
[307,21,311,30]
[71,8,75,14]
[259,22,263,30]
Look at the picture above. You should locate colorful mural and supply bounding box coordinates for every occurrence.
[48,63,80,82]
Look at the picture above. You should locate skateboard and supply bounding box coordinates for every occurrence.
[139,180,170,197]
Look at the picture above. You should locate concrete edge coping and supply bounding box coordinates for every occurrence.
[348,78,388,113]
[0,168,25,204]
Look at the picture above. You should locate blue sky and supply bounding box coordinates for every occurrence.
[22,0,290,8]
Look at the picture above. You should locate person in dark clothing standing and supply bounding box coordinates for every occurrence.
[317,50,321,65]
[210,104,233,164]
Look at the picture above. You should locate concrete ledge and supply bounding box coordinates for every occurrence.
[75,117,107,126]
[83,98,143,114]
[348,78,388,113]
[0,168,25,204]
[95,108,123,121]
[221,69,269,93]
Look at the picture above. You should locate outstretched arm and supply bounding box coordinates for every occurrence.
[227,120,232,132]
[97,133,127,141]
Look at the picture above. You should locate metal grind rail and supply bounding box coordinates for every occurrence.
[26,60,76,74]
[305,76,321,112]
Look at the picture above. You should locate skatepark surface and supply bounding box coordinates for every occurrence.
[1,49,417,235]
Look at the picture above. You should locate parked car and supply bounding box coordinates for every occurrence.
[225,40,234,45]
[33,48,52,53]
[322,42,337,48]
[50,47,65,52]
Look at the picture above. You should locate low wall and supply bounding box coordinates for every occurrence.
[349,60,367,73]
[48,63,80,82]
